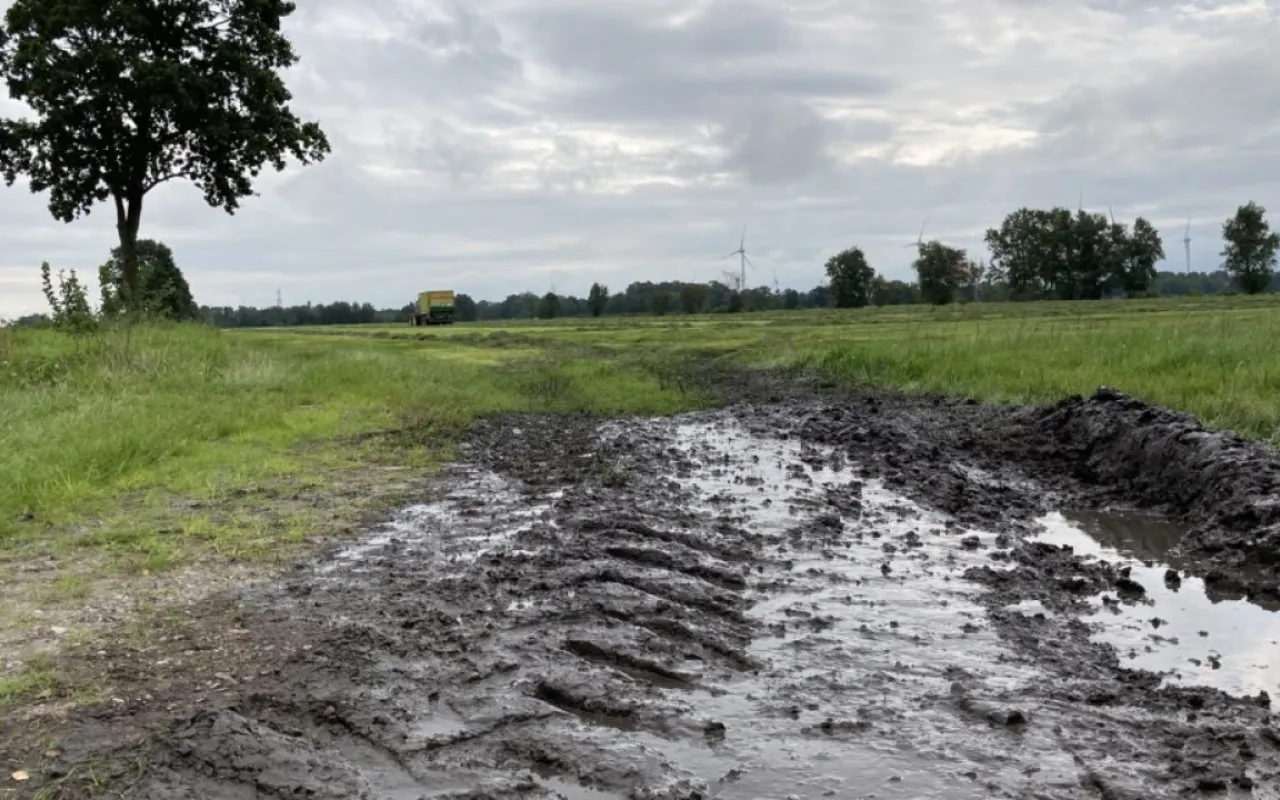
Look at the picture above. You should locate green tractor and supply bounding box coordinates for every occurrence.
[411,290,455,325]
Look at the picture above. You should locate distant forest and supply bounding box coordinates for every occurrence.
[197,269,1269,329]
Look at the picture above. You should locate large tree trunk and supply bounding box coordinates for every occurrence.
[114,191,144,315]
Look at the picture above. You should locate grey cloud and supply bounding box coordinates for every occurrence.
[716,98,832,185]
[395,118,507,186]
[515,2,892,124]
[291,0,524,117]
[516,2,795,77]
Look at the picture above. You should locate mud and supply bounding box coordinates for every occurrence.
[18,387,1280,799]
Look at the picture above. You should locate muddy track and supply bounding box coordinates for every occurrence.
[18,387,1280,799]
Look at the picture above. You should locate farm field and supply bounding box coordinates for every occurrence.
[4,294,1280,799]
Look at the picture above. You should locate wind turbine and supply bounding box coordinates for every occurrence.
[1183,219,1192,275]
[903,217,928,258]
[721,226,755,291]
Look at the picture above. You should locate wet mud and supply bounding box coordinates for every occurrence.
[28,388,1280,798]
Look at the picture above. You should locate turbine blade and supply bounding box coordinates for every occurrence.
[722,251,738,259]
[744,255,756,270]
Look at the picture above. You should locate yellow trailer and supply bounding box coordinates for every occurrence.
[411,290,455,325]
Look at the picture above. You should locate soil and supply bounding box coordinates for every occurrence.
[4,376,1280,799]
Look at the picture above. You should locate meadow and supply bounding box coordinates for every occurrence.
[3,292,1280,581]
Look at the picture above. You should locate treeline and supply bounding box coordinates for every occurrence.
[181,268,1272,329]
[13,203,1280,329]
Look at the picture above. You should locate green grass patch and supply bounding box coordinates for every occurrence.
[284,295,1280,440]
[0,655,63,704]
[0,323,708,567]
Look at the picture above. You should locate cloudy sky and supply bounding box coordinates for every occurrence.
[1,0,1279,317]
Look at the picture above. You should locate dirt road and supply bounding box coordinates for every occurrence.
[12,386,1280,798]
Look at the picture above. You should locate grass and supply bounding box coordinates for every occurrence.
[4,293,1280,577]
[287,294,1280,440]
[0,323,706,563]
[0,655,62,704]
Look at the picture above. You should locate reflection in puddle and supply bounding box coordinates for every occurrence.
[1032,512,1280,695]
[1062,509,1186,564]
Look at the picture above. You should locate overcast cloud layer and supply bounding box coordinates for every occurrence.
[2,0,1280,317]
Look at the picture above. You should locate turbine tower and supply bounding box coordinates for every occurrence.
[721,226,755,290]
[1183,219,1192,275]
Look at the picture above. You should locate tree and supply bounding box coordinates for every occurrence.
[679,283,710,314]
[985,208,1066,298]
[538,292,560,319]
[913,240,971,305]
[825,247,875,308]
[454,293,478,322]
[726,291,744,313]
[0,0,329,314]
[1121,217,1164,297]
[1221,202,1280,294]
[649,291,673,316]
[871,276,919,306]
[587,282,609,317]
[99,240,197,321]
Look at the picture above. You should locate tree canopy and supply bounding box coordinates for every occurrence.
[825,247,875,308]
[0,0,329,310]
[99,239,198,321]
[984,207,1163,299]
[913,241,977,305]
[1221,202,1280,295]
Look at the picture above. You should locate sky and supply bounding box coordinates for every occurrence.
[2,0,1279,318]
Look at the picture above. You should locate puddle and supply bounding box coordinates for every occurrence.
[529,764,627,800]
[612,418,1082,799]
[407,699,469,743]
[1063,509,1187,565]
[318,468,557,575]
[1032,511,1280,695]
[538,777,625,800]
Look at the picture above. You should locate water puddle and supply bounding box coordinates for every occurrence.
[407,699,469,744]
[619,418,1080,799]
[318,468,557,575]
[1032,511,1280,696]
[530,764,627,800]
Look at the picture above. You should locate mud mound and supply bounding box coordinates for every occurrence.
[1031,388,1280,566]
[138,710,371,799]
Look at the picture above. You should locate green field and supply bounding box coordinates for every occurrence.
[4,294,1280,577]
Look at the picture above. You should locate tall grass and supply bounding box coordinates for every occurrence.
[0,324,703,547]
[781,307,1280,441]
[283,296,1280,441]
